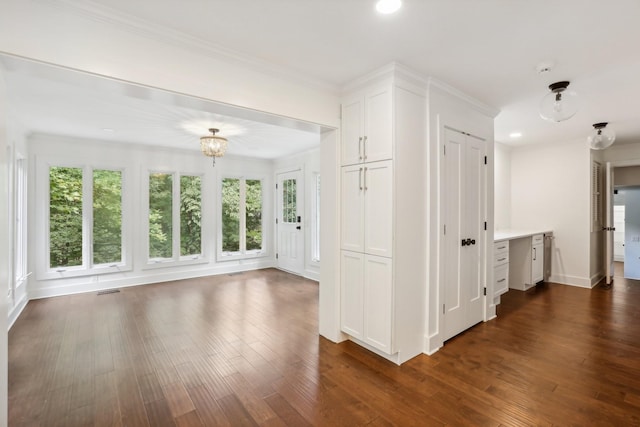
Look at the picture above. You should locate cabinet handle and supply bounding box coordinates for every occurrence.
[359,167,363,190]
[533,247,537,261]
[363,167,368,191]
[363,136,368,160]
[358,137,363,161]
[497,278,506,283]
[497,257,506,262]
[497,245,506,250]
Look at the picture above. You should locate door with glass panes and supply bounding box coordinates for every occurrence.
[277,170,304,275]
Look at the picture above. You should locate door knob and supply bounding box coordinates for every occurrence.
[296,226,301,230]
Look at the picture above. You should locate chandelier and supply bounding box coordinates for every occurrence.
[200,128,228,166]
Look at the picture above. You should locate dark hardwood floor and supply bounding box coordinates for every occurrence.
[8,266,640,426]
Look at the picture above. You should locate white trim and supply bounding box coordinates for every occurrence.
[548,273,594,288]
[8,294,28,330]
[29,260,276,300]
[428,79,500,118]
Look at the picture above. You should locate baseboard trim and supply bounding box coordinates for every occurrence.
[8,295,29,330]
[28,260,276,299]
[548,273,593,289]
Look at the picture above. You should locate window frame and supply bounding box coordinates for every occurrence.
[14,155,28,288]
[218,174,266,261]
[143,170,206,269]
[37,158,132,280]
[311,172,321,264]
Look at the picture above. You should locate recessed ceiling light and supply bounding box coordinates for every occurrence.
[102,128,115,132]
[509,132,522,138]
[376,0,402,14]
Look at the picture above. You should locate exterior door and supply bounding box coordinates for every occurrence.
[277,170,304,275]
[442,128,485,342]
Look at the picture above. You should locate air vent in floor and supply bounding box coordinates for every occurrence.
[97,289,121,295]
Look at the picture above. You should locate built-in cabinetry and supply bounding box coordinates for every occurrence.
[494,231,550,292]
[339,68,426,365]
[493,241,509,297]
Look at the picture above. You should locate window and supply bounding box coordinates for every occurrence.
[312,173,320,262]
[147,172,203,264]
[221,177,264,257]
[46,165,127,277]
[14,157,28,286]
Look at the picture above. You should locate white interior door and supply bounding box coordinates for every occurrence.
[277,170,304,275]
[442,128,485,342]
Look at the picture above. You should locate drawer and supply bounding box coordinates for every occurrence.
[532,234,544,245]
[494,241,509,254]
[494,264,509,296]
[493,251,509,266]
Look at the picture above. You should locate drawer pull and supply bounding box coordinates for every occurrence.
[497,257,507,262]
[497,246,506,250]
[497,278,506,283]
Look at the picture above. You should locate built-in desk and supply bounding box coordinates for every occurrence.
[494,230,552,292]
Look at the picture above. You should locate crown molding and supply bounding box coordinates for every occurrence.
[35,0,340,95]
[428,77,500,118]
[341,62,429,95]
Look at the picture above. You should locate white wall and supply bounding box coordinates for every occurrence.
[0,0,339,129]
[510,139,592,287]
[27,134,276,299]
[494,142,511,230]
[0,64,11,427]
[273,148,321,281]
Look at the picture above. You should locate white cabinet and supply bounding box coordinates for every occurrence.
[493,241,509,297]
[340,251,393,352]
[339,69,426,364]
[531,234,544,284]
[341,161,393,257]
[341,86,393,166]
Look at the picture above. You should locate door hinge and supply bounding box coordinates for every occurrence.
[484,156,487,165]
[483,287,487,296]
[443,304,445,314]
[276,253,278,259]
[484,221,487,231]
[276,218,278,224]
[444,224,446,235]
[443,146,446,156]
[276,183,278,189]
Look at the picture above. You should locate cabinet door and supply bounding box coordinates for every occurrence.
[341,165,365,252]
[364,254,392,353]
[341,96,364,166]
[363,160,393,257]
[532,243,544,283]
[364,86,393,163]
[341,251,365,339]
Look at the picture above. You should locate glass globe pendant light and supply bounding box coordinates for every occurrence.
[539,81,579,122]
[588,122,616,150]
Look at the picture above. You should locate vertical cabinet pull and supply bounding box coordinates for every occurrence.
[363,167,368,191]
[363,136,368,160]
[533,247,537,260]
[359,167,363,190]
[358,137,363,160]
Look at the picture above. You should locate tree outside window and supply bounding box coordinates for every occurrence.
[221,177,263,255]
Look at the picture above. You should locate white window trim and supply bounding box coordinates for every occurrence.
[14,154,28,288]
[217,174,267,261]
[143,170,207,270]
[36,157,133,280]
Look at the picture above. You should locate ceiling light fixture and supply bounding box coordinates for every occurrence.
[588,122,616,150]
[376,0,402,14]
[539,81,579,122]
[200,128,228,166]
[509,132,522,138]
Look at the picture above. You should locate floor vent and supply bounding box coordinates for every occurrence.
[97,289,120,295]
[227,272,244,276]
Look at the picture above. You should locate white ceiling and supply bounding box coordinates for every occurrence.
[5,0,640,151]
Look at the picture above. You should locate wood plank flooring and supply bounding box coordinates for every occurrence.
[8,266,640,426]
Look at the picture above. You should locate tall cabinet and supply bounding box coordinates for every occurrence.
[339,68,426,365]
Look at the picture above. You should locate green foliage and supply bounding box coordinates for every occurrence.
[49,167,83,268]
[93,170,122,264]
[222,178,240,252]
[245,179,263,250]
[149,173,173,258]
[180,176,202,256]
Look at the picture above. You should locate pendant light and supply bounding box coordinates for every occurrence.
[539,81,579,122]
[588,122,616,150]
[200,128,228,166]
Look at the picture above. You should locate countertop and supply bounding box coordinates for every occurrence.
[494,229,553,243]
